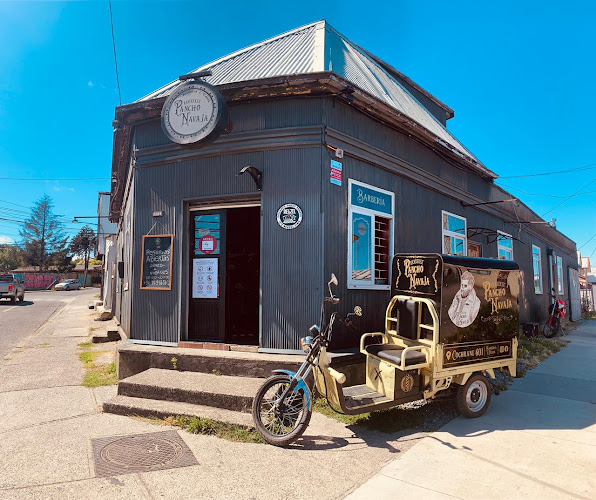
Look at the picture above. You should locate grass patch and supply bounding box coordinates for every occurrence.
[516,334,568,377]
[83,362,117,387]
[78,341,94,348]
[39,343,52,348]
[88,327,98,335]
[582,311,596,320]
[166,415,264,444]
[11,349,23,354]
[79,350,100,366]
[3,357,12,361]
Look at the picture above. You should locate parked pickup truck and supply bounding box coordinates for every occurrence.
[0,274,25,303]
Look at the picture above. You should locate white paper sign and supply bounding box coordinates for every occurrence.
[192,258,218,299]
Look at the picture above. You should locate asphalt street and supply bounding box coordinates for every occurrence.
[0,288,94,359]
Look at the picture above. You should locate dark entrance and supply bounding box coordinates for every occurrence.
[188,206,260,344]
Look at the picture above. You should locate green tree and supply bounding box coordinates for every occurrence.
[20,195,69,271]
[69,225,96,287]
[0,244,23,272]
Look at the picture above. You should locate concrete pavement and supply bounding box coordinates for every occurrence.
[0,288,439,500]
[345,321,596,500]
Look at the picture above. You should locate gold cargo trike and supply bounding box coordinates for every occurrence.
[253,254,519,446]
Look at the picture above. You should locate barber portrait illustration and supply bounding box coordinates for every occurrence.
[448,270,481,327]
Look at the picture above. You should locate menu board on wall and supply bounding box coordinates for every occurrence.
[192,258,218,299]
[140,234,173,290]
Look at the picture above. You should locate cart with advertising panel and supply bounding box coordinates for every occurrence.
[252,254,520,446]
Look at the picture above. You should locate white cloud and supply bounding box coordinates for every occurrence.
[53,186,75,192]
[88,81,93,87]
[0,235,14,244]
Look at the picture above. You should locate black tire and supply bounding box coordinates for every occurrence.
[252,374,312,446]
[456,373,492,418]
[543,317,560,338]
[10,295,16,304]
[65,286,70,291]
[18,293,24,302]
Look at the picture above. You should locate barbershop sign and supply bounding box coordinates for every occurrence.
[161,81,228,145]
[350,183,392,215]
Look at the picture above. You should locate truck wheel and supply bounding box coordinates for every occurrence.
[456,374,491,418]
[10,295,16,304]
[18,293,24,302]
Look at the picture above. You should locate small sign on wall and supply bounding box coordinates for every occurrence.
[330,160,342,186]
[140,234,173,290]
[192,258,218,299]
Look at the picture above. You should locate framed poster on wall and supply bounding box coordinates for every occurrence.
[140,234,174,290]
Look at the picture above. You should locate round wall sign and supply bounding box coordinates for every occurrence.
[277,204,303,230]
[161,81,228,145]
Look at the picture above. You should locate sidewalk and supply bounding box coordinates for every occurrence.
[345,320,596,500]
[0,290,439,500]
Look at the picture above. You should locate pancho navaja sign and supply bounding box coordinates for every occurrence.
[161,81,228,145]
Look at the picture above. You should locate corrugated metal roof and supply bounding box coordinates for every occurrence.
[138,20,484,169]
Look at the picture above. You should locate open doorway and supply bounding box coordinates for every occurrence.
[188,205,260,345]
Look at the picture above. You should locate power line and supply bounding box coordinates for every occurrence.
[497,183,596,199]
[108,0,122,106]
[579,232,596,250]
[541,177,596,218]
[498,162,596,179]
[0,177,110,181]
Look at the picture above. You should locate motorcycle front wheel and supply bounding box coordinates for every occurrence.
[252,374,312,446]
[543,316,561,338]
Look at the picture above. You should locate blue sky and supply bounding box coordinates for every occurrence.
[0,1,594,259]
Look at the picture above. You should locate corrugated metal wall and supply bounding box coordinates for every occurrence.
[127,98,325,346]
[324,99,578,328]
[121,94,578,348]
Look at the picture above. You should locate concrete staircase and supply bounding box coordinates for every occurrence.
[102,344,306,427]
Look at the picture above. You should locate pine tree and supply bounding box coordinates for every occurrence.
[19,195,69,271]
[69,226,96,287]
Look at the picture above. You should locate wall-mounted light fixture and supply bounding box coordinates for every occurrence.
[238,166,263,191]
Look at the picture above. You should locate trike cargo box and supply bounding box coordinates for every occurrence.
[392,253,519,367]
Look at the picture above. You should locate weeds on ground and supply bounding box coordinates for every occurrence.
[516,334,568,377]
[83,362,117,387]
[78,341,94,348]
[78,347,117,387]
[166,415,264,443]
[88,327,98,335]
[582,311,596,320]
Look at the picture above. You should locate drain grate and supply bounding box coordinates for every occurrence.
[91,430,198,477]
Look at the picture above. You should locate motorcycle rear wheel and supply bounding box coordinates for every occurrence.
[252,374,311,447]
[543,317,560,338]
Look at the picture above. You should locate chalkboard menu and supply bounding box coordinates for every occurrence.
[140,234,173,290]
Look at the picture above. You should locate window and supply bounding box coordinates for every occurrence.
[557,256,564,294]
[442,211,467,256]
[532,245,543,294]
[348,180,394,289]
[497,231,513,260]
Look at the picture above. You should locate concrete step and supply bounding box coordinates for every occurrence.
[103,395,254,427]
[118,343,303,379]
[118,368,263,413]
[92,328,121,343]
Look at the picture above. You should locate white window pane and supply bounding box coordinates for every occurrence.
[447,216,465,235]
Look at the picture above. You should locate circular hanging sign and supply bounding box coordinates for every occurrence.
[277,203,303,230]
[161,81,228,145]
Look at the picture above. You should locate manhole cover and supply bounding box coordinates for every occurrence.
[92,430,198,477]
